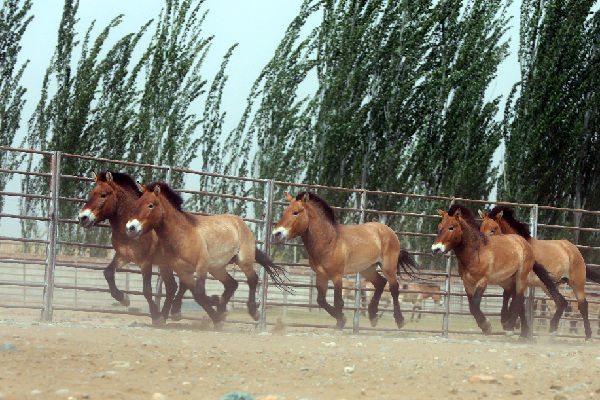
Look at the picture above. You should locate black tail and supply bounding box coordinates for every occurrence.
[397,249,421,280]
[586,265,600,284]
[533,262,566,308]
[255,247,295,295]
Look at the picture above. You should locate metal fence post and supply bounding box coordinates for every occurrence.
[526,204,539,337]
[442,255,452,337]
[154,166,172,307]
[42,151,61,321]
[258,179,275,331]
[353,190,367,333]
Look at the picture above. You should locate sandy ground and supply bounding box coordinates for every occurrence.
[1,309,600,400]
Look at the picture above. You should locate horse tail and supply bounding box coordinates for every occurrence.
[532,262,566,308]
[397,249,420,280]
[586,265,600,284]
[255,247,295,294]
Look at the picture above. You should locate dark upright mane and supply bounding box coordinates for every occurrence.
[487,205,531,239]
[296,191,336,224]
[146,182,185,212]
[447,204,487,245]
[99,171,142,197]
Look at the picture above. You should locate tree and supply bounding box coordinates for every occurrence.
[0,0,32,215]
[501,0,599,245]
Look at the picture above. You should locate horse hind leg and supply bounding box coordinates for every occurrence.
[569,279,592,340]
[210,267,239,317]
[362,270,387,327]
[170,282,187,321]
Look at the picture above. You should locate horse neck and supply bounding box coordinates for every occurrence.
[453,219,483,266]
[498,219,517,235]
[153,196,190,240]
[301,204,337,256]
[108,185,138,232]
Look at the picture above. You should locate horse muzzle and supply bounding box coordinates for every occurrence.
[431,243,446,258]
[125,219,142,239]
[78,210,95,228]
[271,227,288,244]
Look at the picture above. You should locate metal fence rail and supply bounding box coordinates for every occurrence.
[1,145,599,339]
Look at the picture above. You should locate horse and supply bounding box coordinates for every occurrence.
[124,181,290,328]
[431,204,565,338]
[400,282,443,321]
[78,171,184,325]
[271,191,419,330]
[479,205,600,339]
[535,291,600,336]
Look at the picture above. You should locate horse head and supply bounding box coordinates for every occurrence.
[478,209,502,235]
[431,208,464,257]
[126,183,164,239]
[79,171,120,228]
[272,192,311,244]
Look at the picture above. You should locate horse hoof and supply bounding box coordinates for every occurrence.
[336,315,347,330]
[213,320,224,331]
[119,294,130,307]
[395,318,405,329]
[369,314,380,327]
[170,312,182,321]
[250,310,260,321]
[152,315,166,326]
[481,320,492,335]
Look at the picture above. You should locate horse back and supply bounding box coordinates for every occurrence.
[335,222,399,273]
[193,213,255,262]
[478,234,533,284]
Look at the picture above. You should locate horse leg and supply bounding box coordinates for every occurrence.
[159,267,177,320]
[500,286,515,330]
[103,255,129,306]
[516,293,530,339]
[332,275,346,329]
[315,274,345,329]
[189,271,223,329]
[210,267,239,317]
[246,271,259,321]
[570,281,591,340]
[467,286,492,335]
[361,269,387,327]
[170,282,187,321]
[236,251,260,321]
[141,265,164,326]
[388,280,404,329]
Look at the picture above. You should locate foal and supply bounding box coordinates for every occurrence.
[272,191,419,329]
[431,205,564,337]
[125,182,290,327]
[479,206,598,339]
[78,171,182,324]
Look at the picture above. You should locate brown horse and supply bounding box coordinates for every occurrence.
[479,205,600,339]
[271,191,419,329]
[400,282,443,321]
[78,171,184,325]
[125,181,290,327]
[431,204,565,337]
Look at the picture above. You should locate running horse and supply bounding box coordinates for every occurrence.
[78,171,184,325]
[479,205,600,339]
[125,181,290,328]
[431,204,565,337]
[271,191,419,329]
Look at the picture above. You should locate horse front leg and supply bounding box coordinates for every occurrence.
[315,274,345,329]
[141,265,164,326]
[170,282,187,321]
[103,255,129,306]
[158,266,177,320]
[500,287,514,329]
[466,282,491,335]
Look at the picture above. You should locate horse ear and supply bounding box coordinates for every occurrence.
[105,171,113,182]
[284,192,293,202]
[92,170,100,182]
[437,209,447,217]
[136,181,145,193]
[302,192,310,202]
[153,185,161,196]
[478,210,487,219]
[497,210,503,219]
[455,209,462,219]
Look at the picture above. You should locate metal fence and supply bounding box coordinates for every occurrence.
[1,145,599,339]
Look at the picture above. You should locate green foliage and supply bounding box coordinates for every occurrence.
[501,0,600,246]
[227,0,511,265]
[19,0,234,255]
[0,0,32,214]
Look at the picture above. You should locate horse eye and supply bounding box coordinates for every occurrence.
[100,193,107,198]
[490,230,495,234]
[448,226,454,231]
[292,211,299,216]
[148,203,154,209]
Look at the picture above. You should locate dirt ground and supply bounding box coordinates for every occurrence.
[1,309,600,400]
